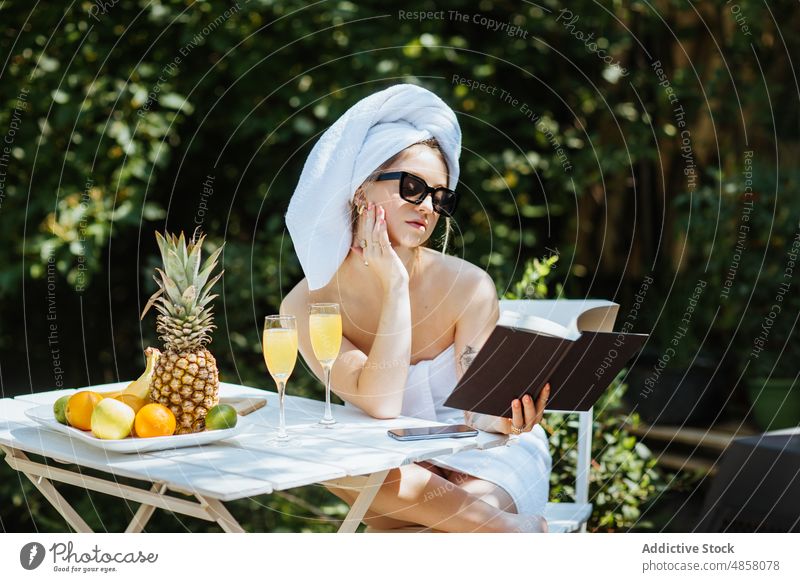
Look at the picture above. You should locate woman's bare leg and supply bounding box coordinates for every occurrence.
[361,469,520,531]
[325,461,446,530]
[326,462,543,532]
[442,470,548,532]
[327,484,419,530]
[443,469,518,513]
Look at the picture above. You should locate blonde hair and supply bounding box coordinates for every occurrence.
[350,137,453,255]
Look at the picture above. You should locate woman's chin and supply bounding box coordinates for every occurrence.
[390,235,427,249]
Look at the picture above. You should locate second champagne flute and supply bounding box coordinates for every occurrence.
[309,303,342,428]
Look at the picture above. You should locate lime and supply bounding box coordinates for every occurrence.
[205,404,238,430]
[53,395,70,425]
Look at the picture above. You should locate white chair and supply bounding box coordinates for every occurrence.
[541,406,593,533]
[501,299,603,533]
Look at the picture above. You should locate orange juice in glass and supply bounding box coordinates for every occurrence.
[263,315,298,445]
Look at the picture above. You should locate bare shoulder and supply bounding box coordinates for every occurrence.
[434,253,500,370]
[279,278,309,316]
[425,250,496,295]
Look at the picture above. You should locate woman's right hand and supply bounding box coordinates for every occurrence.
[351,203,409,291]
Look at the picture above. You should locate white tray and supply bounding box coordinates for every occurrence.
[24,404,244,454]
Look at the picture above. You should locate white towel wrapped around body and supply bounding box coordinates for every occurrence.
[344,343,553,515]
[285,83,462,290]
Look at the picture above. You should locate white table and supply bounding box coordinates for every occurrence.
[0,382,508,533]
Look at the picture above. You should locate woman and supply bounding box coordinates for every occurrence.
[283,84,551,533]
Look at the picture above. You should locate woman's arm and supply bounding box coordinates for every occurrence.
[280,280,411,419]
[282,202,415,419]
[453,270,548,434]
[453,270,505,432]
[350,280,412,418]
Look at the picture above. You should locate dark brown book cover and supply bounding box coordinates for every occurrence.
[443,326,648,417]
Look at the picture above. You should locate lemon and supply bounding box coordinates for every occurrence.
[91,398,135,439]
[205,404,237,430]
[53,395,70,425]
[113,393,148,415]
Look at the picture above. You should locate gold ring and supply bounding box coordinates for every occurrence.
[360,239,368,249]
[510,424,523,435]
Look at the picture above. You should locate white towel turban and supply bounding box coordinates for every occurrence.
[285,83,462,291]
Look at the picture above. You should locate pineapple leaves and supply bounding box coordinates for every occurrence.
[199,293,219,308]
[178,232,188,264]
[195,245,223,291]
[181,285,197,308]
[199,271,224,302]
[144,231,224,350]
[140,287,163,320]
[166,248,189,290]
[155,231,168,260]
[156,268,182,304]
[187,237,203,282]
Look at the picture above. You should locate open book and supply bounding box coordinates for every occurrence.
[443,300,648,417]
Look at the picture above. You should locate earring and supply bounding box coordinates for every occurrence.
[354,194,367,215]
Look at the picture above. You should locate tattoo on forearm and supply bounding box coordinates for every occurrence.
[458,345,478,375]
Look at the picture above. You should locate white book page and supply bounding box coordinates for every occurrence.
[497,311,580,340]
[498,299,619,335]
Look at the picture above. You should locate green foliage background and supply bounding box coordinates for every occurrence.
[1,0,797,532]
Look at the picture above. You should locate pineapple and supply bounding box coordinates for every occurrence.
[141,231,224,434]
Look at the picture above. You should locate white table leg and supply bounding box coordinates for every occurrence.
[28,471,94,532]
[1,445,235,531]
[125,482,168,533]
[2,446,93,533]
[196,494,246,533]
[334,469,390,533]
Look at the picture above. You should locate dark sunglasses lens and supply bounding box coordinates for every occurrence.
[400,174,426,200]
[433,189,458,216]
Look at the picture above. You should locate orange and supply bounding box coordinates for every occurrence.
[134,403,176,438]
[65,391,103,431]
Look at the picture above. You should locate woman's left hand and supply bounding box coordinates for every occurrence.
[498,383,550,435]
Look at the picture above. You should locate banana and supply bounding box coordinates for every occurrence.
[100,347,161,401]
[123,346,161,399]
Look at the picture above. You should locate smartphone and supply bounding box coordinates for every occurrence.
[387,424,479,441]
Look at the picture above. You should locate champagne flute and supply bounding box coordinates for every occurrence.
[263,315,298,446]
[309,303,342,428]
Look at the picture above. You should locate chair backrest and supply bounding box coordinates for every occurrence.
[498,299,595,506]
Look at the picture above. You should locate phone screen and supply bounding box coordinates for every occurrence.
[388,424,478,440]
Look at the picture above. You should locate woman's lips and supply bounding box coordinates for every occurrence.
[405,220,426,230]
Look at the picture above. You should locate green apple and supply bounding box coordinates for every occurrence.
[90,398,135,439]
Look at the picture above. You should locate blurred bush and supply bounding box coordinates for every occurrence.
[3,0,797,396]
[672,164,800,379]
